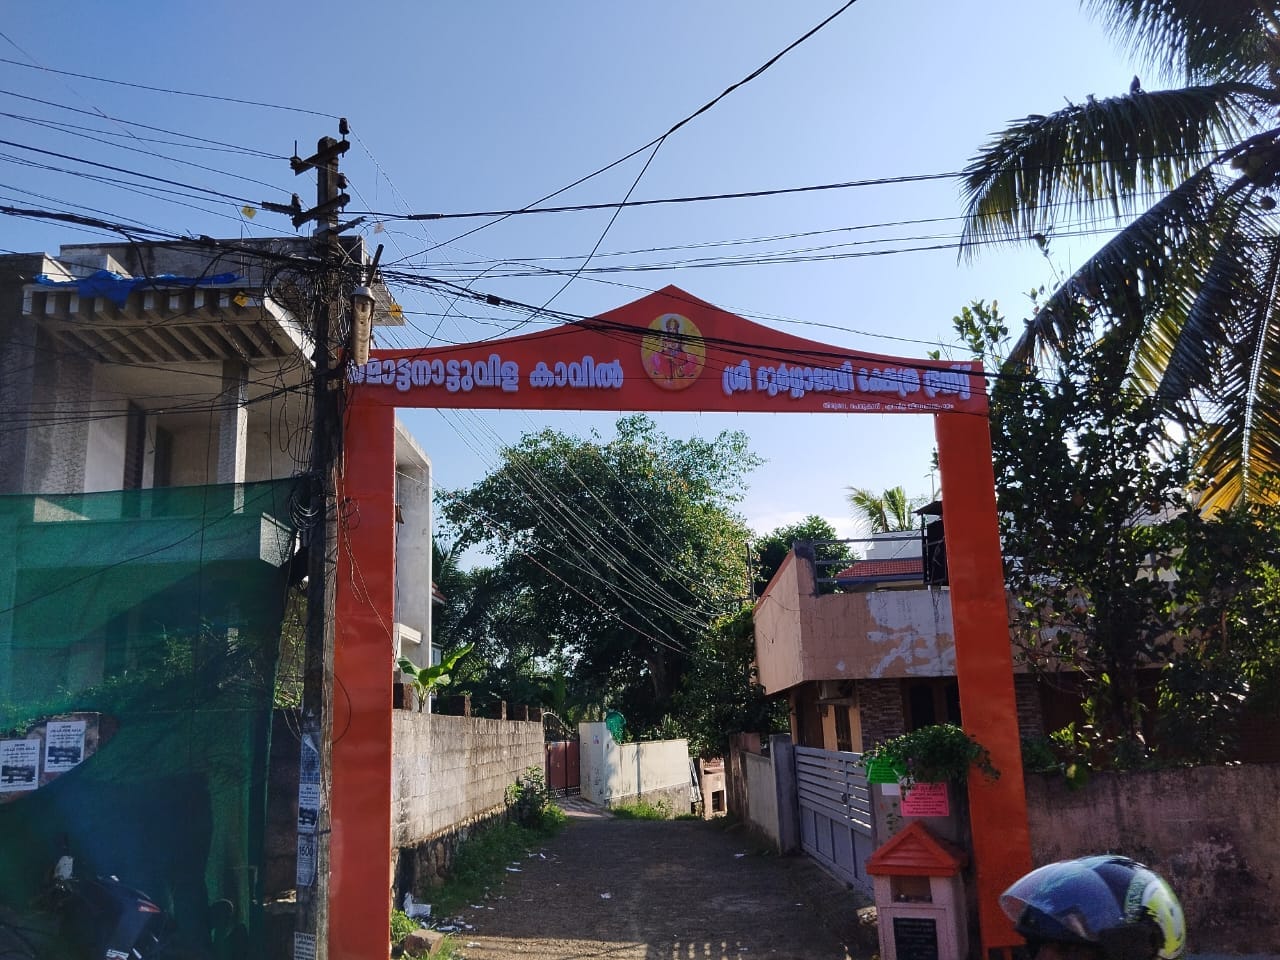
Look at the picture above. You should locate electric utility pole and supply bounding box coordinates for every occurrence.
[265,124,351,960]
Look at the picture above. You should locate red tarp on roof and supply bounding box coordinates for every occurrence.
[834,557,923,580]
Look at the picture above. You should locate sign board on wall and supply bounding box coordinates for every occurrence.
[892,915,940,960]
[900,782,950,818]
[0,713,105,803]
[0,739,40,792]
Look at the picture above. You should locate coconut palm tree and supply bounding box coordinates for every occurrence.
[960,0,1280,510]
[846,485,925,534]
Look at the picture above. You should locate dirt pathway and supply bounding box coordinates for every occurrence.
[446,801,876,960]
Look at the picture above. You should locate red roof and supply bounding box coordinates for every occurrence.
[866,821,966,877]
[834,558,923,581]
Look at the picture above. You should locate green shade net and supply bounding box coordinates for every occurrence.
[0,480,299,959]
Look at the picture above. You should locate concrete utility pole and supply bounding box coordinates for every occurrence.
[266,126,352,960]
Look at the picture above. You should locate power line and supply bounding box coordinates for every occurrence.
[0,51,335,118]
[0,87,284,158]
[3,110,287,194]
[0,137,264,205]
[386,0,865,262]
[357,171,960,223]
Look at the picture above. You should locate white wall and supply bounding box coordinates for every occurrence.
[83,399,127,492]
[391,712,545,846]
[743,752,781,847]
[578,722,690,809]
[394,425,433,670]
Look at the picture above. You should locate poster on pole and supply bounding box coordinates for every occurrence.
[297,732,321,833]
[296,834,317,889]
[293,932,317,960]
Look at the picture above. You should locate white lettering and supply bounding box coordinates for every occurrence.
[346,352,523,394]
[500,360,519,392]
[923,365,973,401]
[529,356,624,390]
[753,359,854,400]
[722,360,752,396]
[856,365,921,398]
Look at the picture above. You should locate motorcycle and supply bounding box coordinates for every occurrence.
[49,853,171,960]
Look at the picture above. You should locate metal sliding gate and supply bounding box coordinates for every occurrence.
[545,738,580,796]
[795,746,874,892]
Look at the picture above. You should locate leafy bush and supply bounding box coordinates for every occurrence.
[862,723,999,786]
[504,766,553,829]
[609,799,672,820]
[1020,735,1062,774]
[398,644,474,712]
[390,909,417,945]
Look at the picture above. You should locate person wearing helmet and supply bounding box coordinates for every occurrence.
[999,855,1186,960]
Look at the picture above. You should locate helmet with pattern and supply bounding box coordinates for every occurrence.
[1000,855,1185,959]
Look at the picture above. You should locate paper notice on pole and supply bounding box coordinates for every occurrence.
[299,733,320,785]
[293,932,317,960]
[297,731,321,834]
[44,720,87,773]
[0,739,40,792]
[297,782,320,833]
[296,834,317,888]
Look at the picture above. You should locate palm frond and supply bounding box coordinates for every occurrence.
[1149,184,1264,405]
[960,83,1264,255]
[1085,0,1279,83]
[1007,165,1224,365]
[1195,234,1280,508]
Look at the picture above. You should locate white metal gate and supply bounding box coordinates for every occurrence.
[795,746,873,892]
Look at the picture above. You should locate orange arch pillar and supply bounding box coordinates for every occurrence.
[935,409,1032,955]
[331,396,397,960]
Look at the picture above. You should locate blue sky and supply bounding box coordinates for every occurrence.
[2,1,1141,546]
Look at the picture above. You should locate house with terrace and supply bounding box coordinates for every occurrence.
[0,237,437,955]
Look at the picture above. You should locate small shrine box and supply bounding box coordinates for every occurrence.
[866,820,968,960]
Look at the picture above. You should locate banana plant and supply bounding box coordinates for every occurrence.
[397,643,474,712]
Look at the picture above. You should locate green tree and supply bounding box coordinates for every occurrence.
[441,415,759,729]
[960,0,1280,510]
[957,298,1280,765]
[846,486,925,534]
[430,559,567,715]
[752,515,853,596]
[669,605,788,759]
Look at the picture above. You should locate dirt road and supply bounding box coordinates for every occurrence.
[446,800,876,960]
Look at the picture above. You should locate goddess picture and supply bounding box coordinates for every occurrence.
[641,313,705,390]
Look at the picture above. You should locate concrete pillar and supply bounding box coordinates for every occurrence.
[0,266,38,493]
[578,722,610,806]
[215,359,248,488]
[31,327,92,494]
[770,734,800,853]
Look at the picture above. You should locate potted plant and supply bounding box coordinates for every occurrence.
[861,723,999,787]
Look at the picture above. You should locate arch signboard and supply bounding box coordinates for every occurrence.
[332,285,1029,958]
[343,285,987,416]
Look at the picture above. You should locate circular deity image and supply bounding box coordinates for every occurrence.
[640,313,705,390]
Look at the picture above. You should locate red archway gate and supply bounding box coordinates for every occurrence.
[333,285,1030,958]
